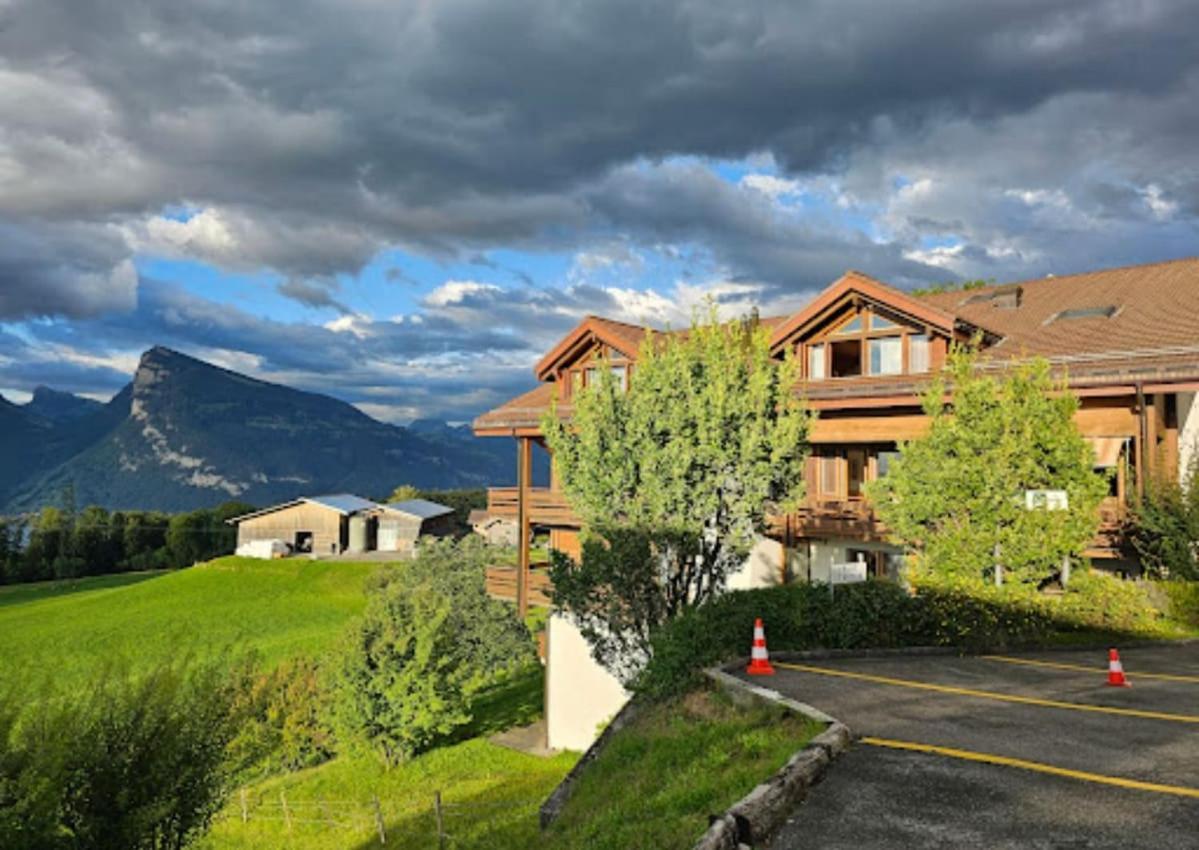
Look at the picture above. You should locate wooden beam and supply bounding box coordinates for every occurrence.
[516,436,532,618]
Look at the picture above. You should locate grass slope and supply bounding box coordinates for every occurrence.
[544,687,820,850]
[0,557,375,688]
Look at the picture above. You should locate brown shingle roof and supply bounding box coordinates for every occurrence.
[916,256,1199,361]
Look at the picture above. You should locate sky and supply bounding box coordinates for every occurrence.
[1,0,1198,423]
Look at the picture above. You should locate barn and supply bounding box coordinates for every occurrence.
[371,499,457,555]
[228,494,379,556]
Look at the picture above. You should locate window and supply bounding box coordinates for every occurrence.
[909,334,930,373]
[875,450,900,478]
[868,336,902,375]
[847,449,866,498]
[1048,305,1119,323]
[571,371,584,392]
[807,344,825,381]
[819,454,839,497]
[870,313,899,330]
[585,367,599,387]
[610,365,628,391]
[834,315,864,334]
[830,339,862,377]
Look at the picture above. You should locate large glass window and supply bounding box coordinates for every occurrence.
[807,344,825,381]
[610,365,628,391]
[876,450,900,478]
[869,336,902,375]
[909,334,930,373]
[835,315,864,334]
[847,449,866,498]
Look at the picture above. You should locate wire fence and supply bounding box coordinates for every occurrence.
[219,787,542,846]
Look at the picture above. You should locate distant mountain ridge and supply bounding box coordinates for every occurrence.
[1,347,535,513]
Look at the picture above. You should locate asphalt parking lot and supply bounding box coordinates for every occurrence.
[740,645,1199,850]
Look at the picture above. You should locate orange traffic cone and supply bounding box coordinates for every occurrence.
[746,618,775,676]
[1107,648,1131,687]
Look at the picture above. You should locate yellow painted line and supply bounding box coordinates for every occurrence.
[862,736,1199,799]
[774,662,1199,724]
[982,654,1199,684]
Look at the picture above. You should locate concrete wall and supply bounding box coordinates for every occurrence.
[545,535,785,753]
[236,503,345,555]
[546,615,630,752]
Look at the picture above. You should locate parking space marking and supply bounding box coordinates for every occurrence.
[862,736,1199,800]
[775,662,1199,724]
[982,654,1199,684]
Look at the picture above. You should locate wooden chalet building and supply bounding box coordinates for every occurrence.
[475,258,1199,603]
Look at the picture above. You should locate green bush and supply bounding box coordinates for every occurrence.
[229,656,336,777]
[635,575,1171,700]
[1129,467,1199,580]
[1160,581,1199,627]
[331,538,537,764]
[0,659,244,850]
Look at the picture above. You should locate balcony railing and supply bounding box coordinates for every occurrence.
[770,499,888,542]
[486,487,580,527]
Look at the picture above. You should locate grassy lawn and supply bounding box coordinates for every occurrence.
[543,686,821,850]
[203,664,575,850]
[0,557,376,689]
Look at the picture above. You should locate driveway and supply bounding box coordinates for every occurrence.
[738,645,1199,849]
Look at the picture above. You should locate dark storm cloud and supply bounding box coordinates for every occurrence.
[1,0,1197,313]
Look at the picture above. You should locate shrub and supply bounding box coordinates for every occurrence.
[1,659,244,850]
[331,538,536,764]
[1129,467,1199,581]
[229,656,336,776]
[635,576,1169,700]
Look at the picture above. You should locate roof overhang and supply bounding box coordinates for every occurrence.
[533,316,643,381]
[769,270,999,355]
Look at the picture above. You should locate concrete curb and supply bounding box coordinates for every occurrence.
[538,697,643,829]
[693,668,854,850]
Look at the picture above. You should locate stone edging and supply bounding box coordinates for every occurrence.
[692,668,853,850]
[538,697,643,829]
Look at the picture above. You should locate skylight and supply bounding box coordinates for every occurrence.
[1048,305,1120,324]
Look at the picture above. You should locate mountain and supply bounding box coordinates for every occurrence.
[23,386,104,422]
[1,347,532,513]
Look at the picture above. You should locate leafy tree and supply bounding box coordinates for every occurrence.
[1129,459,1199,580]
[387,484,421,503]
[542,308,812,678]
[331,538,535,763]
[73,506,118,575]
[867,345,1107,587]
[167,509,215,566]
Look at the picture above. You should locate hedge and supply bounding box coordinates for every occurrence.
[633,574,1177,701]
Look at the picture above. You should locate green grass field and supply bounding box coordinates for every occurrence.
[0,557,377,689]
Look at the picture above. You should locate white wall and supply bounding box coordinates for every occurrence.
[1180,392,1199,486]
[546,615,629,752]
[545,535,785,752]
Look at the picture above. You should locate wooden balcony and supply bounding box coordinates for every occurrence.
[770,499,888,543]
[487,487,580,527]
[485,565,553,608]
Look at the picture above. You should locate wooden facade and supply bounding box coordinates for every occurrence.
[475,261,1199,606]
[235,501,347,555]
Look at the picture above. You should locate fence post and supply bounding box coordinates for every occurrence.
[240,788,248,823]
[280,791,292,833]
[435,791,446,850]
[372,795,387,845]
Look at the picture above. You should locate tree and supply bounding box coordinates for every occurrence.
[1129,457,1199,580]
[867,345,1107,588]
[387,484,421,503]
[331,538,535,763]
[542,308,812,678]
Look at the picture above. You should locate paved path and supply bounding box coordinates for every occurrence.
[740,645,1199,849]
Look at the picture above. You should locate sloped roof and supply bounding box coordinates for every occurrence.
[916,256,1199,361]
[226,493,380,524]
[533,315,651,380]
[379,498,455,520]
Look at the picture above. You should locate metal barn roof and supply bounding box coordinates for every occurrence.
[304,494,381,515]
[379,499,455,520]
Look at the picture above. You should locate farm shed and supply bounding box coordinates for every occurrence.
[372,499,457,555]
[228,494,379,556]
[469,509,519,546]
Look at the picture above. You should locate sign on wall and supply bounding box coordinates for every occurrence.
[830,561,869,585]
[1024,489,1069,511]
